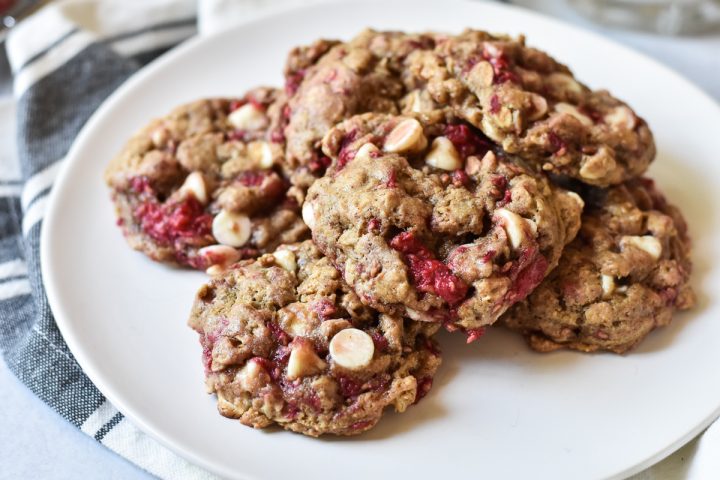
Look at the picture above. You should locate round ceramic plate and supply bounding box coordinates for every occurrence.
[41,1,720,479]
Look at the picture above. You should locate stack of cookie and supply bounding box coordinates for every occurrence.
[104,29,695,437]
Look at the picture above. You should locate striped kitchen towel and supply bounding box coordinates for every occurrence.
[1,0,210,478]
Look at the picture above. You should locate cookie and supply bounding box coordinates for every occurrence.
[303,112,583,336]
[504,178,695,353]
[104,88,308,270]
[402,29,655,186]
[188,241,441,437]
[282,29,438,185]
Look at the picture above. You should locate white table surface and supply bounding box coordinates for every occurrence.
[0,1,718,479]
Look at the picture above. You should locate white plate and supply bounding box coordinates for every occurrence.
[41,1,720,479]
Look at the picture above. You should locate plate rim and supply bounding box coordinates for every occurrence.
[40,1,720,478]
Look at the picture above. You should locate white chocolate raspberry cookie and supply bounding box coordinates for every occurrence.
[504,179,695,353]
[188,241,441,436]
[305,113,583,337]
[104,88,308,271]
[403,29,656,186]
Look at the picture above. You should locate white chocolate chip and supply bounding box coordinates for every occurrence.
[406,308,435,323]
[247,141,274,169]
[286,339,327,380]
[354,142,380,162]
[605,105,637,130]
[284,318,307,337]
[601,274,616,298]
[150,126,170,147]
[205,265,225,276]
[425,137,463,171]
[566,191,585,209]
[384,118,427,153]
[301,201,316,230]
[237,359,270,392]
[228,103,268,131]
[579,147,617,180]
[199,245,240,273]
[329,328,375,370]
[469,60,494,87]
[179,171,209,205]
[272,249,297,273]
[404,89,435,113]
[465,155,481,176]
[495,208,532,249]
[527,93,548,121]
[555,102,593,127]
[212,210,252,247]
[620,235,662,260]
[524,217,538,236]
[405,90,423,113]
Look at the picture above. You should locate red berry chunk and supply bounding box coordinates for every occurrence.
[336,128,360,170]
[130,176,152,194]
[238,170,267,187]
[309,153,332,174]
[414,377,434,403]
[390,232,469,305]
[135,196,212,247]
[337,375,364,398]
[503,249,548,306]
[547,131,567,155]
[285,70,305,96]
[237,171,287,201]
[490,94,501,114]
[267,321,290,346]
[482,46,520,84]
[451,169,471,188]
[310,298,337,320]
[370,331,389,352]
[350,420,374,431]
[443,124,491,159]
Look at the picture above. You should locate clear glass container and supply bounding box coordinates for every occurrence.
[568,0,720,34]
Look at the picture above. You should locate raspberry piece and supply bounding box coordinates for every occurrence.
[337,376,364,398]
[503,250,548,306]
[285,70,305,96]
[490,94,501,114]
[135,196,212,247]
[336,128,359,169]
[390,232,469,305]
[370,331,389,352]
[547,131,567,156]
[443,124,491,159]
[414,377,434,403]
